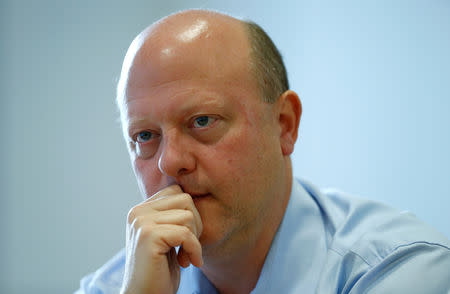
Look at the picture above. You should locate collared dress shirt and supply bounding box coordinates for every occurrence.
[76,179,450,293]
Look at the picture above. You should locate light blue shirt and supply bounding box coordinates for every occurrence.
[77,179,450,293]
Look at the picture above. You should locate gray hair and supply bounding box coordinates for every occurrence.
[243,21,290,103]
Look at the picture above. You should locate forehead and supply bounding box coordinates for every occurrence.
[118,14,257,105]
[129,40,250,92]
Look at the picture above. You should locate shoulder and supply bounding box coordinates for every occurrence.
[75,249,126,294]
[299,180,450,293]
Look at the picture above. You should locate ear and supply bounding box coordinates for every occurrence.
[276,90,302,156]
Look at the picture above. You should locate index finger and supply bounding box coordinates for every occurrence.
[147,184,183,201]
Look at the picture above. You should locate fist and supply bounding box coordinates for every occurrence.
[120,185,203,294]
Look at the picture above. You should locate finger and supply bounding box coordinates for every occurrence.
[129,193,196,222]
[156,224,203,267]
[147,184,183,201]
[153,209,199,237]
[168,247,180,271]
[148,193,194,211]
[177,247,191,268]
[145,194,203,238]
[128,207,201,240]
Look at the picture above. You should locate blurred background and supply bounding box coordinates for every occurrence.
[1,0,449,293]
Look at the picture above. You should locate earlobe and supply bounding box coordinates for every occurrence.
[277,90,302,156]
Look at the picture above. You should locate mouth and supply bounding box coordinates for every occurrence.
[179,185,210,200]
[188,193,212,205]
[190,193,211,199]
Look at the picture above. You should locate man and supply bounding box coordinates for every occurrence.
[77,9,450,294]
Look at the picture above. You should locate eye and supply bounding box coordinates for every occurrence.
[136,130,156,143]
[193,116,216,128]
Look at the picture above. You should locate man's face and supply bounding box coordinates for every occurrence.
[119,19,287,254]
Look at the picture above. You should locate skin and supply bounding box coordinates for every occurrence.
[117,10,302,294]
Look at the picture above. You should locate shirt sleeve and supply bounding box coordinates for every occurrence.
[349,242,450,294]
[74,273,100,294]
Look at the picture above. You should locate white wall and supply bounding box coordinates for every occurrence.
[1,0,449,293]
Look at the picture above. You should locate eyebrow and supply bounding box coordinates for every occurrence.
[128,117,152,126]
[178,97,226,113]
[126,96,227,135]
[126,117,154,137]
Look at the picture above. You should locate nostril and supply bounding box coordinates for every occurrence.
[178,167,188,175]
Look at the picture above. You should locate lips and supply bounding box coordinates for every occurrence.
[179,184,209,199]
[178,183,212,204]
[190,193,210,199]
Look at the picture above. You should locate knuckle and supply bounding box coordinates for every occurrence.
[138,226,154,239]
[183,209,195,221]
[179,226,191,237]
[137,225,162,244]
[131,216,143,230]
[181,193,193,202]
[127,206,138,223]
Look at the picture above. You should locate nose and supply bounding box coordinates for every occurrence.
[158,131,196,177]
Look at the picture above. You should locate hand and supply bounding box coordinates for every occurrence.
[120,185,203,294]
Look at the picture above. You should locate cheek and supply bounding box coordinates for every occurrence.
[132,158,164,197]
[203,127,260,179]
[217,122,280,190]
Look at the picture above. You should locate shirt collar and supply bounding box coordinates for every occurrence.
[251,179,327,293]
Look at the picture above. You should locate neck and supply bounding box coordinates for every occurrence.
[201,161,293,294]
[201,233,271,294]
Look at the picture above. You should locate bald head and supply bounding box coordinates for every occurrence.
[117,9,289,112]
